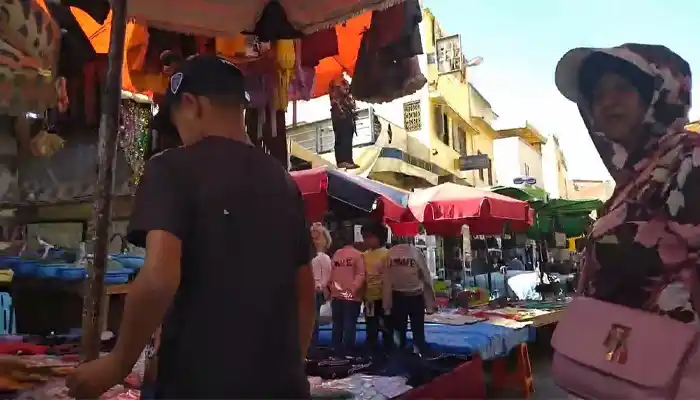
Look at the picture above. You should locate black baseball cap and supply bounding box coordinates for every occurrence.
[152,55,250,134]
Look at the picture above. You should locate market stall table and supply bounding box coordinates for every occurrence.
[11,277,130,335]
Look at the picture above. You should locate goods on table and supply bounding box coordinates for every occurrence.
[458,287,490,307]
[0,355,77,393]
[310,374,412,399]
[425,312,485,326]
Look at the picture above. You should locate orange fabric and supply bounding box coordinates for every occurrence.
[72,8,154,97]
[34,0,49,13]
[125,24,168,93]
[215,35,247,59]
[73,8,371,99]
[312,12,371,98]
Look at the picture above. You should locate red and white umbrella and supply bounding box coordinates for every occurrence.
[390,183,534,236]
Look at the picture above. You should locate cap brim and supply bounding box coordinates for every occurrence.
[555,47,599,102]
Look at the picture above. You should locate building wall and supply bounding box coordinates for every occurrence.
[556,150,570,198]
[493,137,544,188]
[542,136,570,199]
[287,8,499,187]
[541,138,559,197]
[569,179,615,202]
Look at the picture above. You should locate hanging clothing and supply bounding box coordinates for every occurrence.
[350,0,425,103]
[300,28,338,68]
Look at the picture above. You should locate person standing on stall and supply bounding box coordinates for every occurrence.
[310,223,332,345]
[383,238,436,354]
[66,55,316,399]
[329,228,365,353]
[361,223,392,352]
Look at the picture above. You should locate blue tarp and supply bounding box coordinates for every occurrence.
[317,321,534,360]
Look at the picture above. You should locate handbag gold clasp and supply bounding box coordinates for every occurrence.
[604,324,630,364]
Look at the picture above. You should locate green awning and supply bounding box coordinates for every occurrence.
[489,186,603,238]
[537,198,602,216]
[489,185,548,203]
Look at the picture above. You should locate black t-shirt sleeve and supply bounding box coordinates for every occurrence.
[127,154,189,247]
[292,186,313,268]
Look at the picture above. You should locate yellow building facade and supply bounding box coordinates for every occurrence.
[286,8,502,190]
[420,9,499,187]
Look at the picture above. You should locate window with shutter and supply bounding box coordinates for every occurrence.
[403,101,421,132]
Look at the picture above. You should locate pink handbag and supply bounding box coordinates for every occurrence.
[551,296,700,399]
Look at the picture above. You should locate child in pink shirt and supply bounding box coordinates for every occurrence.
[330,230,365,352]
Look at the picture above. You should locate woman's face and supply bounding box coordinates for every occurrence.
[311,227,326,251]
[590,73,647,145]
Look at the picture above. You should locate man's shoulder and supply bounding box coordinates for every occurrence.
[144,147,189,173]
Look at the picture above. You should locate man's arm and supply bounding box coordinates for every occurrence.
[297,264,316,358]
[113,154,189,374]
[292,187,315,359]
[112,231,181,374]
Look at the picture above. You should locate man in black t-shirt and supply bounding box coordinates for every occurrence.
[67,56,316,399]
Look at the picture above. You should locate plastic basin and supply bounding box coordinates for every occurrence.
[111,255,144,270]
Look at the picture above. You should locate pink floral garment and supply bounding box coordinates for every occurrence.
[578,44,700,324]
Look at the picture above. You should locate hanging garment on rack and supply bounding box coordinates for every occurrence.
[351,43,425,104]
[300,28,338,68]
[126,25,169,94]
[241,1,303,41]
[369,0,422,51]
[350,0,425,103]
[288,40,314,102]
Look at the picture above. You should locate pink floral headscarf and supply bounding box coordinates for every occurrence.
[569,44,700,323]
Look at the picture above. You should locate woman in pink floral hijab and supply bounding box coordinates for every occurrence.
[555,43,700,323]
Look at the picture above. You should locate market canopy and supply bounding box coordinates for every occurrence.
[291,167,408,223]
[391,183,533,237]
[116,0,401,38]
[71,2,390,98]
[489,186,602,238]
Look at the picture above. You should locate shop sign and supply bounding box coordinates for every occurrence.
[456,154,490,171]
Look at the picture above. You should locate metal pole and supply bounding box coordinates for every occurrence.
[81,0,128,362]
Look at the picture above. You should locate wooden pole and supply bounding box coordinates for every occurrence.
[81,0,128,362]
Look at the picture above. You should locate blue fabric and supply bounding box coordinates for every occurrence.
[0,293,15,335]
[317,322,534,360]
[312,292,325,344]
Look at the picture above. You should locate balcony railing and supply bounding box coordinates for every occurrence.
[287,108,375,154]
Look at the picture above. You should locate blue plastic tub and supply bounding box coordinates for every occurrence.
[57,266,87,281]
[105,274,129,285]
[105,268,131,284]
[12,261,39,277]
[0,257,19,270]
[36,264,68,279]
[111,255,144,271]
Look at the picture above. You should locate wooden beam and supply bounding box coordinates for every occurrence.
[81,0,128,362]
